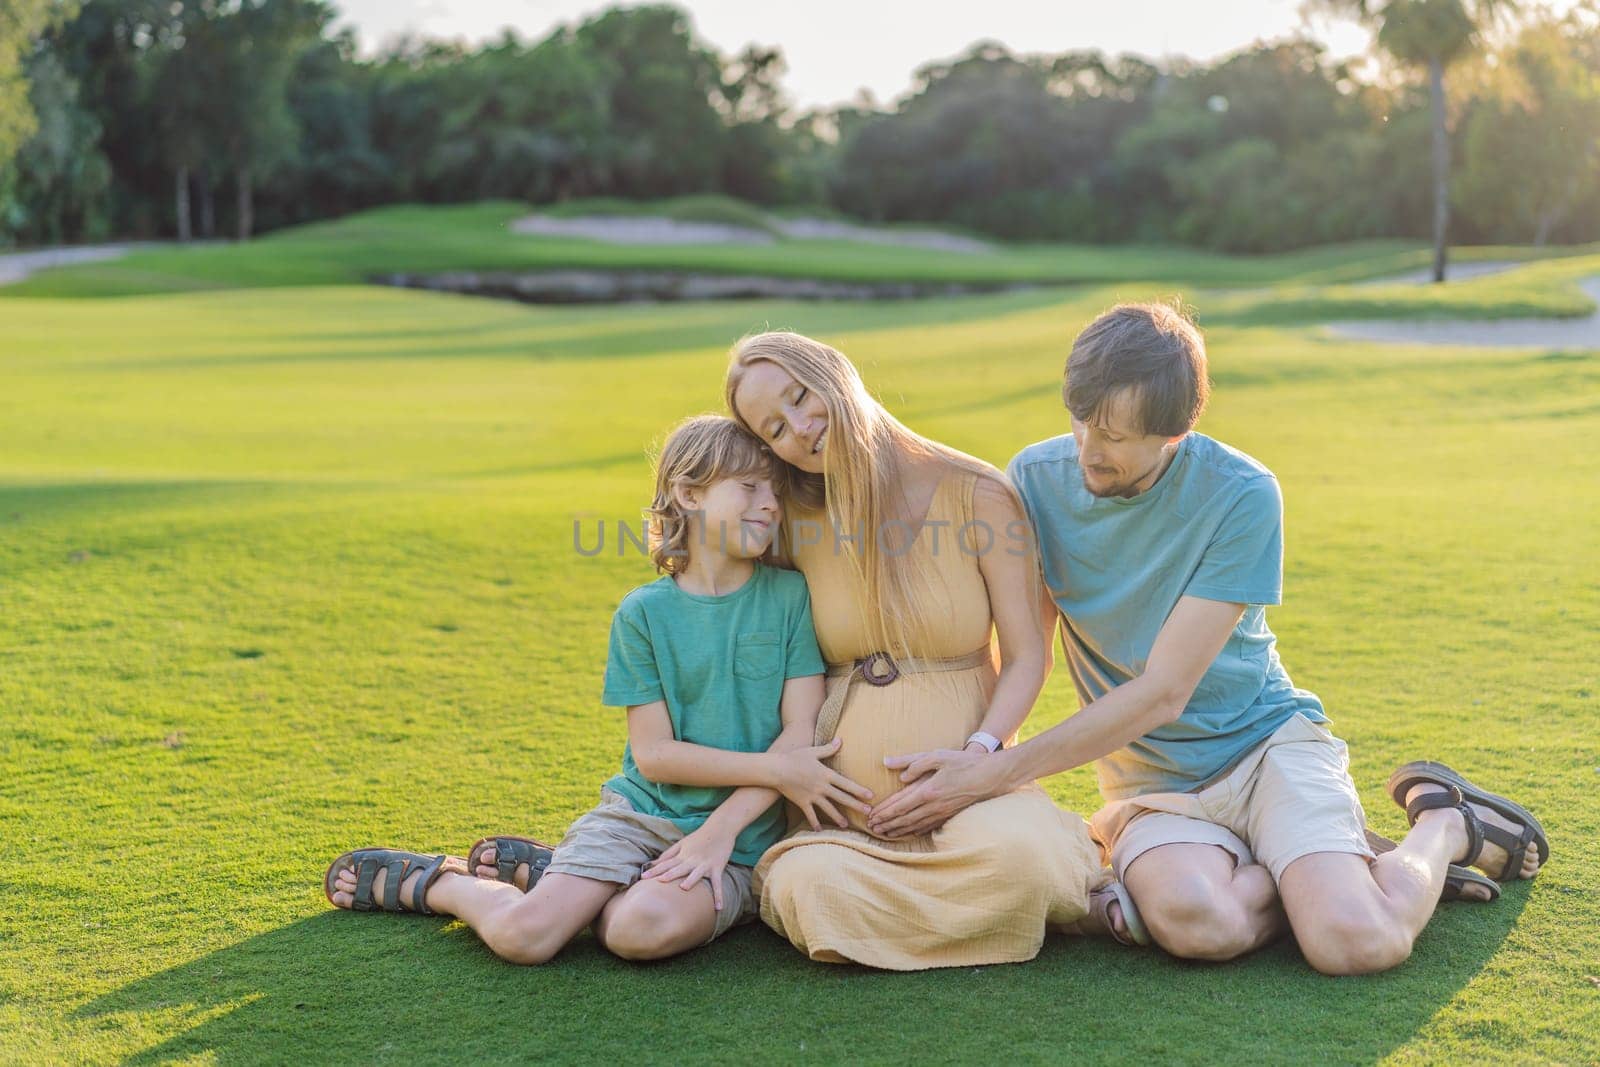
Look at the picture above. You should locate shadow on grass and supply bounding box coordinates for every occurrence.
[0,479,285,511]
[0,479,386,533]
[77,888,1526,1064]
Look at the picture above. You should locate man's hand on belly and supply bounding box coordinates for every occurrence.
[867,748,1006,838]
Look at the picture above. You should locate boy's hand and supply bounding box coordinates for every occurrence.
[641,824,738,910]
[774,738,875,831]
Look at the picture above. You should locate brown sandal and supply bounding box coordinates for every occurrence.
[1364,828,1500,903]
[1386,761,1548,882]
[467,835,556,891]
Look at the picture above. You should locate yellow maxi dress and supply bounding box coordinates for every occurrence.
[756,470,1106,970]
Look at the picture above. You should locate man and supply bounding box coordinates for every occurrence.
[867,302,1547,974]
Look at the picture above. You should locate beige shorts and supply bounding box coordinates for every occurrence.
[545,787,757,940]
[1090,713,1375,884]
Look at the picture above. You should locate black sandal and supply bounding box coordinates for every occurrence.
[1364,828,1500,903]
[1386,761,1549,883]
[323,848,459,914]
[467,835,555,892]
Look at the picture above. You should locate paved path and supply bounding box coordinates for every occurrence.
[0,244,147,285]
[1329,276,1600,348]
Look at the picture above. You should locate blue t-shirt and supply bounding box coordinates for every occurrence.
[1007,432,1326,800]
[600,562,826,865]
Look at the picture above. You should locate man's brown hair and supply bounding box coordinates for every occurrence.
[1064,302,1210,436]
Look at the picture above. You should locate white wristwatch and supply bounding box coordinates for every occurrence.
[965,731,1002,753]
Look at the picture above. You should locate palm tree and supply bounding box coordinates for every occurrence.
[1317,0,1514,281]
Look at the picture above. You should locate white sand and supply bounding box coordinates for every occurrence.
[1354,260,1526,287]
[510,213,993,254]
[1328,276,1600,348]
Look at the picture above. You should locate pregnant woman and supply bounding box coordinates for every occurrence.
[726,331,1131,969]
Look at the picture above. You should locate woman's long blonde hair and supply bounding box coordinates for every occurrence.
[646,414,781,575]
[725,331,1032,664]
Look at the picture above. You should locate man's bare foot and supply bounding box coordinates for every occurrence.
[1081,888,1128,940]
[329,854,467,910]
[1405,783,1543,885]
[1072,882,1146,945]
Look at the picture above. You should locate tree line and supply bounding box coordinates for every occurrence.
[2,0,1597,257]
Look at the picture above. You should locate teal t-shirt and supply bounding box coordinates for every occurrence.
[600,562,826,865]
[1007,432,1326,800]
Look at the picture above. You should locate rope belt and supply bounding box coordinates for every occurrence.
[813,646,992,745]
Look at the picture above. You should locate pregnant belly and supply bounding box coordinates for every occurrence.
[823,673,991,836]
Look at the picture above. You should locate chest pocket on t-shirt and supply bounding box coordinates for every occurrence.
[733,632,780,680]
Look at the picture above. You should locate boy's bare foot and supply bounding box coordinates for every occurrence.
[328,854,467,910]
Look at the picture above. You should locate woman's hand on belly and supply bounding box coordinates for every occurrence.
[867,748,1008,838]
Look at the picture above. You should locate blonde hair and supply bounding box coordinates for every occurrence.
[725,331,1033,665]
[646,414,781,575]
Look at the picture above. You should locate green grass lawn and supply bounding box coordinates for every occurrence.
[2,223,1598,1063]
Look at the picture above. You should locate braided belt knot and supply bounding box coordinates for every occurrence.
[812,645,992,745]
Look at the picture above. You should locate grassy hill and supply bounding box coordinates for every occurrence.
[6,198,1596,311]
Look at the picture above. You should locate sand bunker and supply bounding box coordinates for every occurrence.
[510,213,993,254]
[1355,260,1526,287]
[1329,276,1600,348]
[375,269,1029,304]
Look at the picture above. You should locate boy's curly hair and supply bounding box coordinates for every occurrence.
[646,415,782,575]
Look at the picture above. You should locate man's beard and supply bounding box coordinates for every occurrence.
[1081,471,1140,499]
[1080,453,1170,499]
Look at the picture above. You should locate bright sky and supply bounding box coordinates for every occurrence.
[332,0,1381,109]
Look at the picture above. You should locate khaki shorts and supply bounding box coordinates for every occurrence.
[1090,713,1375,884]
[545,787,757,940]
